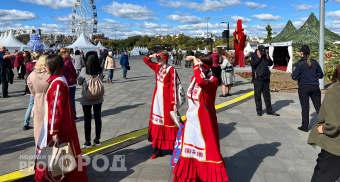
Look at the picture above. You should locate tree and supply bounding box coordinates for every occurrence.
[22,37,30,44]
[265,24,273,41]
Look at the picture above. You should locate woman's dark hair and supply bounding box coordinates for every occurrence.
[335,64,340,81]
[189,55,213,106]
[46,55,64,76]
[24,51,31,62]
[85,51,102,75]
[198,55,213,67]
[302,52,312,69]
[75,50,80,55]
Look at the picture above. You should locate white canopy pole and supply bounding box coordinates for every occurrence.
[287,46,293,73]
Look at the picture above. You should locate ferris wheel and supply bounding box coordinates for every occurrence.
[71,0,98,41]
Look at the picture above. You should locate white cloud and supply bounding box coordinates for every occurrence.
[135,22,161,29]
[0,9,38,21]
[165,12,203,24]
[102,2,159,21]
[326,10,340,20]
[331,0,340,4]
[293,21,304,29]
[298,17,308,22]
[39,24,70,34]
[158,0,242,12]
[0,23,36,31]
[291,4,318,11]
[272,6,277,9]
[52,14,73,24]
[244,2,267,9]
[16,0,74,9]
[252,14,283,21]
[177,22,223,31]
[229,16,252,23]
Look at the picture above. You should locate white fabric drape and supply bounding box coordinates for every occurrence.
[269,46,274,69]
[287,46,293,73]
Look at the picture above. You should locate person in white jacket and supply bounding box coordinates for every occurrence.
[104,51,116,84]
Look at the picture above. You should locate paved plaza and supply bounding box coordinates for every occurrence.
[0,56,338,182]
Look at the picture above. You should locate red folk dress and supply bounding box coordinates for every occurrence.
[35,74,88,182]
[173,63,228,182]
[143,56,179,150]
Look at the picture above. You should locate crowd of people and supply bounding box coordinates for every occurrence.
[0,44,339,181]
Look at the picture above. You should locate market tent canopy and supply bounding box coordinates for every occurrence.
[42,41,50,50]
[96,41,107,50]
[0,30,30,51]
[66,33,97,49]
[244,42,255,57]
[65,33,97,54]
[268,41,293,73]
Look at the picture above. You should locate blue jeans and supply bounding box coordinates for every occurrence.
[107,69,114,82]
[122,66,127,78]
[69,86,77,118]
[24,95,34,126]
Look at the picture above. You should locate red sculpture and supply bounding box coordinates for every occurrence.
[233,20,247,67]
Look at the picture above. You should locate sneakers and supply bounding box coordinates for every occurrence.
[93,139,101,147]
[219,94,226,97]
[226,93,231,96]
[83,142,92,149]
[23,126,29,130]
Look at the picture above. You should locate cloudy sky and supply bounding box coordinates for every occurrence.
[1,0,340,39]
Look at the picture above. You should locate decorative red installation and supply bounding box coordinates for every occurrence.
[233,20,247,67]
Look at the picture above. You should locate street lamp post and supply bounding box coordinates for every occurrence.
[205,17,210,49]
[221,22,230,51]
[319,0,328,89]
[114,29,117,57]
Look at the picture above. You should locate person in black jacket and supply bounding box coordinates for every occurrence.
[292,45,323,132]
[250,45,279,116]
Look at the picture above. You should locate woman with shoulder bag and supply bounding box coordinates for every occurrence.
[292,45,323,132]
[35,55,88,182]
[78,51,104,149]
[104,51,116,84]
[143,50,179,159]
[220,51,235,97]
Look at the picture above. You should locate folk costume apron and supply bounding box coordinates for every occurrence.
[173,64,228,182]
[35,75,88,182]
[143,56,178,150]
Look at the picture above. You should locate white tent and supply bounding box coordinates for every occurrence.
[97,41,107,50]
[0,33,4,43]
[65,33,97,55]
[333,41,340,44]
[268,41,293,73]
[244,42,255,57]
[202,47,208,54]
[130,46,140,56]
[197,47,201,52]
[0,30,30,53]
[42,41,50,50]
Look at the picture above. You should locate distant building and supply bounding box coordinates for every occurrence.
[90,33,105,41]
[248,36,264,44]
[155,35,165,40]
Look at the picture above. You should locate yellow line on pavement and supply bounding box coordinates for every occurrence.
[0,91,254,182]
[82,128,148,155]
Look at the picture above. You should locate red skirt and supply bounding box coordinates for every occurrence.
[173,157,228,182]
[148,121,178,150]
